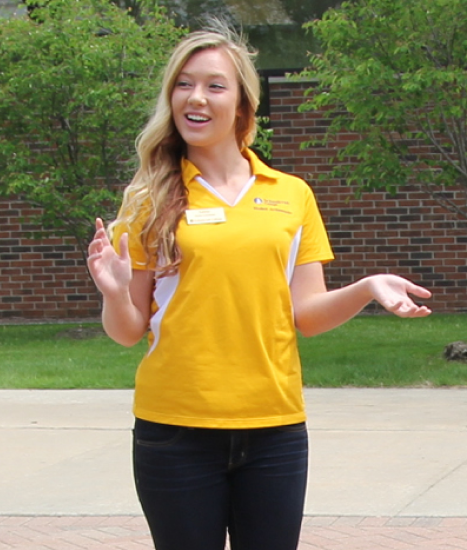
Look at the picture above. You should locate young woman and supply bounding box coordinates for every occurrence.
[87,22,431,550]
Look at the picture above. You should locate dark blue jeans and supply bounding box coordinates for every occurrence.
[133,419,308,550]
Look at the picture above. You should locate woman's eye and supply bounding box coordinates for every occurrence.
[210,83,225,90]
[176,80,191,88]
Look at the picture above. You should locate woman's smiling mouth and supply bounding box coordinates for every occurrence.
[186,114,210,122]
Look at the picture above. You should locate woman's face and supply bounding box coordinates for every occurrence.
[171,47,241,153]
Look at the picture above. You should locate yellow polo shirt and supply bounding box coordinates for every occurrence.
[114,148,334,428]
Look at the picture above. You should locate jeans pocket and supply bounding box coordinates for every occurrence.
[134,418,186,448]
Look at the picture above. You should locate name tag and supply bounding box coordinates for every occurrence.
[185,208,226,225]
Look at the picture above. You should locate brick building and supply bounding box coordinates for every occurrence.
[1,77,466,321]
[269,79,467,315]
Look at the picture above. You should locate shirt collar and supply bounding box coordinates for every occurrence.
[181,148,278,185]
[241,148,278,182]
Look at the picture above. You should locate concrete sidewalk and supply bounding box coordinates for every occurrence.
[1,388,467,549]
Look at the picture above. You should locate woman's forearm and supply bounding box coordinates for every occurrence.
[294,277,373,337]
[293,272,432,337]
[101,291,149,346]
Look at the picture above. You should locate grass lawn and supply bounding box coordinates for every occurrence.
[0,324,145,389]
[1,313,467,388]
[299,313,467,387]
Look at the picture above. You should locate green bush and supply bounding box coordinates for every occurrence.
[299,0,467,207]
[0,0,184,260]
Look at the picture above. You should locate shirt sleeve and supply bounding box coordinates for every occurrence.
[112,210,157,271]
[295,184,334,266]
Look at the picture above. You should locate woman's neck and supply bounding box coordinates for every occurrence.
[187,144,251,188]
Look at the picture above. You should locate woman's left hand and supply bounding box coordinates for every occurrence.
[365,274,432,317]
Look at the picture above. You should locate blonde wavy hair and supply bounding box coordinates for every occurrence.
[109,20,261,277]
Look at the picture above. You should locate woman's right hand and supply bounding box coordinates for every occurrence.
[87,218,132,297]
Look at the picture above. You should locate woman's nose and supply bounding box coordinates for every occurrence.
[188,86,207,106]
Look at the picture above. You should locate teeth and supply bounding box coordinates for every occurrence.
[187,114,209,122]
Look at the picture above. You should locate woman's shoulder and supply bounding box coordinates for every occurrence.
[245,148,312,190]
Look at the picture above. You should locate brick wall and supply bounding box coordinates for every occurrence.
[0,198,101,321]
[269,78,467,313]
[1,77,466,321]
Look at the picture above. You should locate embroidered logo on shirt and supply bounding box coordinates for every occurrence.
[253,198,292,214]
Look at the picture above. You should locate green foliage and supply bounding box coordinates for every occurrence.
[253,116,273,161]
[109,0,157,23]
[299,0,467,208]
[0,0,184,259]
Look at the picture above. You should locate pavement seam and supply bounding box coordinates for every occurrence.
[395,456,467,516]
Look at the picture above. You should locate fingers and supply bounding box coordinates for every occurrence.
[87,218,108,269]
[87,244,101,261]
[413,306,432,317]
[395,306,432,318]
[118,232,130,263]
[94,217,111,246]
[87,238,104,274]
[407,282,432,300]
[402,281,432,317]
[88,218,110,254]
[372,275,432,318]
[386,298,432,318]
